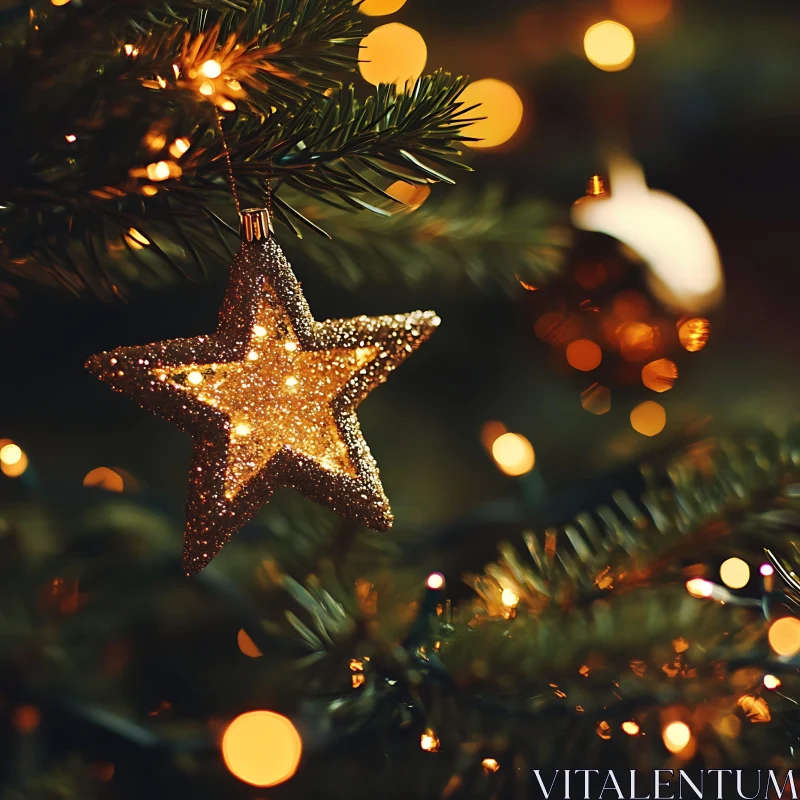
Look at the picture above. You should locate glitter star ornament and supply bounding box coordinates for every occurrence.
[87,209,440,575]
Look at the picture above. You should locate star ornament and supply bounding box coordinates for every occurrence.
[86,210,440,575]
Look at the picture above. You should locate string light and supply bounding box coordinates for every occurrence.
[0,443,23,466]
[662,721,691,753]
[146,161,171,181]
[125,228,150,249]
[458,79,524,149]
[186,371,204,385]
[169,138,191,158]
[760,563,775,577]
[768,617,800,657]
[719,557,750,589]
[200,60,222,78]
[491,432,535,476]
[50,0,72,6]
[501,587,519,608]
[222,711,302,787]
[629,400,666,437]
[763,674,781,690]
[583,21,635,72]
[622,720,640,736]
[482,758,500,773]
[199,81,215,96]
[686,578,713,598]
[426,572,445,590]
[358,23,427,89]
[420,729,440,752]
[65,134,76,143]
[123,44,139,57]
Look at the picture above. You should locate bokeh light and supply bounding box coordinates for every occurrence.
[641,358,678,392]
[482,758,500,773]
[662,721,691,753]
[51,0,72,5]
[719,557,750,590]
[678,318,711,352]
[768,617,800,657]
[458,79,524,149]
[83,467,124,492]
[13,705,41,733]
[237,628,263,658]
[583,21,635,72]
[491,432,535,476]
[686,578,713,598]
[501,588,519,607]
[420,729,440,752]
[630,401,666,437]
[427,572,445,590]
[611,0,671,26]
[356,0,406,15]
[566,339,602,371]
[618,322,657,361]
[358,23,427,88]
[622,720,640,736]
[764,674,781,690]
[0,441,28,478]
[581,383,611,415]
[200,59,222,78]
[387,180,431,211]
[0,443,22,465]
[222,711,302,787]
[760,563,775,577]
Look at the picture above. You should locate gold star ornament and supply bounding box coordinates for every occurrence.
[86,209,440,575]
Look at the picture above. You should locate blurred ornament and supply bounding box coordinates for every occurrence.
[222,710,302,787]
[359,23,427,89]
[458,79,524,149]
[583,21,635,72]
[86,209,439,575]
[572,157,723,313]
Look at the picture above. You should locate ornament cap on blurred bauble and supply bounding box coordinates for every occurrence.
[572,155,724,313]
[87,209,440,574]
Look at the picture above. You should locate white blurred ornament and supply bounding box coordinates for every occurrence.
[571,156,723,313]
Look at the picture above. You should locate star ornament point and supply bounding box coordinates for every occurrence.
[86,237,440,575]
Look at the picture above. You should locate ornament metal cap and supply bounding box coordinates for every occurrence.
[240,208,272,242]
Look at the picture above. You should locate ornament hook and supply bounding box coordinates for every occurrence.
[240,208,272,242]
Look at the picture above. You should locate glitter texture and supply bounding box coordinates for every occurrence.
[86,223,439,575]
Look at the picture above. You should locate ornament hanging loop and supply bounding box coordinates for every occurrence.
[240,208,272,242]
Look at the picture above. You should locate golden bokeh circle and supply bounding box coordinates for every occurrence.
[566,339,602,372]
[358,23,427,88]
[458,79,524,149]
[630,401,666,437]
[768,617,800,657]
[584,21,635,72]
[491,432,535,476]
[719,557,750,590]
[222,711,302,787]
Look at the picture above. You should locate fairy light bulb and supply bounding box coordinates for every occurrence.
[583,21,635,71]
[426,572,445,590]
[662,721,691,753]
[719,557,750,589]
[686,578,713,598]
[200,60,222,78]
[501,588,519,607]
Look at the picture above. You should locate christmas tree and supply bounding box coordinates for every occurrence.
[2,0,800,798]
